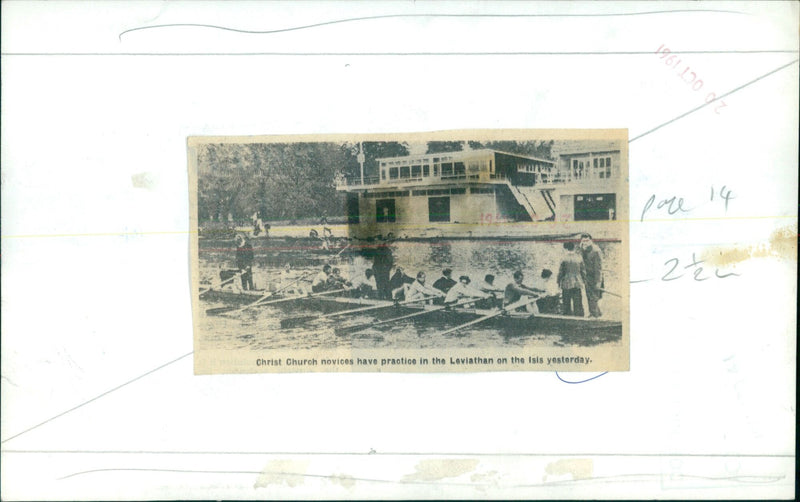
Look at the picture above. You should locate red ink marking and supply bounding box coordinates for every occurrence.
[656,43,727,113]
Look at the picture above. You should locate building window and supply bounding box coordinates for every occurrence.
[381,170,386,180]
[593,158,598,168]
[400,166,410,178]
[376,199,396,223]
[411,165,421,178]
[389,167,399,179]
[574,193,616,221]
[428,197,450,222]
[433,165,439,176]
[441,163,453,176]
[423,165,430,177]
[454,162,466,176]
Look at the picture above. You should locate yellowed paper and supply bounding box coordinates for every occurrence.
[189,129,629,373]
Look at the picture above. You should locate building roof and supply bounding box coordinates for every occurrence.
[376,148,555,165]
[557,149,621,157]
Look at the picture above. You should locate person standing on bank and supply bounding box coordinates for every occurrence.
[580,233,604,318]
[234,234,255,291]
[558,242,585,317]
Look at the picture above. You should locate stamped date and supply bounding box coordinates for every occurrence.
[656,44,728,114]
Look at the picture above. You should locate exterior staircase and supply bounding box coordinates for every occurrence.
[505,182,556,221]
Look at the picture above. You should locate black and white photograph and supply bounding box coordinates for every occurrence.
[190,130,629,373]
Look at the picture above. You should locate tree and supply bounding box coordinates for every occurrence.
[197,142,351,224]
[426,141,464,154]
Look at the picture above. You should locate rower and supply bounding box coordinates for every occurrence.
[531,269,560,314]
[476,274,503,309]
[389,266,415,299]
[444,276,491,305]
[404,271,445,303]
[311,264,332,293]
[503,270,541,312]
[326,267,350,289]
[432,268,457,293]
[349,268,377,298]
[279,262,307,296]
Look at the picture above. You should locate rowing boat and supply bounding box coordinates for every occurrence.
[200,288,622,332]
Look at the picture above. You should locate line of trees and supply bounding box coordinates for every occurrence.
[196,139,555,224]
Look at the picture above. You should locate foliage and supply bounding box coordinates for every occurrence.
[196,141,409,223]
[426,141,465,154]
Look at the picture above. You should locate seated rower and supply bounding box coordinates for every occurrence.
[503,270,541,312]
[476,273,504,309]
[404,271,446,303]
[444,276,491,305]
[389,266,415,299]
[326,267,350,290]
[279,262,308,296]
[532,268,560,314]
[432,268,457,293]
[349,268,377,298]
[311,264,332,293]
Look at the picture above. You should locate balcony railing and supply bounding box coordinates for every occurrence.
[335,170,619,190]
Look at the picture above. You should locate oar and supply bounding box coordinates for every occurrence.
[210,287,349,316]
[204,270,314,316]
[435,296,540,337]
[199,270,243,296]
[281,294,439,329]
[207,243,352,316]
[334,297,477,336]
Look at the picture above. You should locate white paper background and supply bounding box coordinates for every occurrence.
[1,1,796,499]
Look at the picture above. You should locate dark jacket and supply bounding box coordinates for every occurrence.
[433,276,457,293]
[235,243,254,270]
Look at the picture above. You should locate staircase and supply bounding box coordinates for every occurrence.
[505,182,556,221]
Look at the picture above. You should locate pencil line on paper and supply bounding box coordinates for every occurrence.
[6,51,799,57]
[2,214,796,240]
[56,467,786,487]
[117,11,747,40]
[630,59,799,142]
[5,450,793,457]
[0,351,193,445]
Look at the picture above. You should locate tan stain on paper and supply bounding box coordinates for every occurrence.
[403,459,480,482]
[702,224,797,267]
[543,458,594,482]
[131,171,157,190]
[254,460,310,488]
[329,473,356,489]
[470,469,500,492]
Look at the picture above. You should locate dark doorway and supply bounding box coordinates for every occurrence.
[574,193,616,221]
[428,197,451,222]
[346,193,360,224]
[376,199,396,223]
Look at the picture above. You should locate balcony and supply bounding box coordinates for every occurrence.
[336,173,486,191]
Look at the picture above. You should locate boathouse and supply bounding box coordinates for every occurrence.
[335,148,621,231]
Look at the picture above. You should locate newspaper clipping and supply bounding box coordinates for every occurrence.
[189,130,629,373]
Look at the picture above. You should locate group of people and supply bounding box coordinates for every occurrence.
[557,233,604,318]
[225,232,605,319]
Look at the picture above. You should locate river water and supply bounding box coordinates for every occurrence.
[197,238,624,351]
